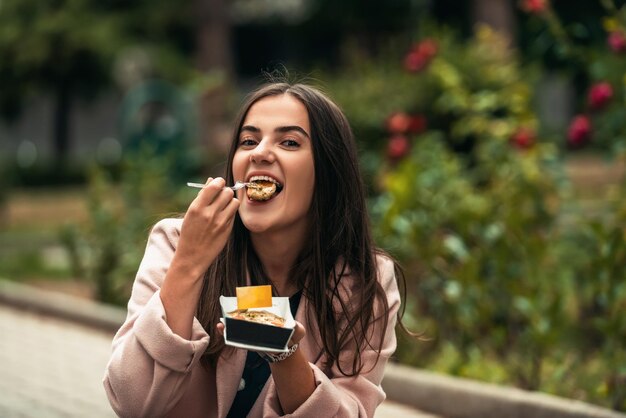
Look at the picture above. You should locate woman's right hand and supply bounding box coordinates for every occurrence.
[172,177,240,280]
[160,177,239,339]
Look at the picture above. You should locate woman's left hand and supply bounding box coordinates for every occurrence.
[216,319,315,413]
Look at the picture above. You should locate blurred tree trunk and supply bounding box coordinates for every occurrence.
[195,0,234,74]
[194,0,235,158]
[53,79,72,167]
[471,0,516,44]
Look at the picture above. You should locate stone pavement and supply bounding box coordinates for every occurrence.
[0,304,436,418]
[0,304,115,417]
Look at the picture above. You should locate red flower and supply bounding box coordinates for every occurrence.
[386,112,411,134]
[416,39,438,59]
[588,82,613,110]
[404,39,438,73]
[567,115,591,147]
[404,52,428,72]
[386,112,428,135]
[387,135,411,160]
[520,0,548,14]
[511,127,536,149]
[608,31,626,53]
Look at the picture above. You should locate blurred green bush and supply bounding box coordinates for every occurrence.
[519,0,626,154]
[327,24,626,411]
[60,146,191,306]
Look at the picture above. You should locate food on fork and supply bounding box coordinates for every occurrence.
[246,181,274,201]
[227,309,286,327]
[246,176,282,201]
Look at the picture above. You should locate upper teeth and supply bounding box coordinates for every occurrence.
[249,175,281,185]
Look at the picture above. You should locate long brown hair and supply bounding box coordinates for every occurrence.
[197,82,402,376]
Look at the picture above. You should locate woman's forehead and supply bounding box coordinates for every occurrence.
[243,94,310,133]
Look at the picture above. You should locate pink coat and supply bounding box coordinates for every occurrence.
[103,218,401,418]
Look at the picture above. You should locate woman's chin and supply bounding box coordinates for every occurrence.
[240,218,272,234]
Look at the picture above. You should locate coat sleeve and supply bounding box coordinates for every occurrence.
[262,255,401,418]
[103,219,210,418]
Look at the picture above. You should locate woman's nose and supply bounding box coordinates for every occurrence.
[250,139,275,164]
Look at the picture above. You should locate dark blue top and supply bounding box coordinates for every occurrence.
[226,291,302,418]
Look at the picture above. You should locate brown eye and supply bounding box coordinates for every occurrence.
[239,137,257,147]
[282,139,300,148]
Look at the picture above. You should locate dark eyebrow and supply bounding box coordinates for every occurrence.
[275,125,310,139]
[240,125,261,133]
[240,125,310,139]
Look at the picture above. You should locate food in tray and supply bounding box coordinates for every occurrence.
[227,309,286,328]
[220,294,295,349]
[236,285,272,309]
[246,177,282,201]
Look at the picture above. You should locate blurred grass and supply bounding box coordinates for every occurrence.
[557,153,625,228]
[565,153,625,201]
[4,187,87,233]
[0,187,86,282]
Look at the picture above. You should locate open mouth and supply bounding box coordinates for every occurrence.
[246,176,284,201]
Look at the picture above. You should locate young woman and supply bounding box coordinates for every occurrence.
[104,82,405,418]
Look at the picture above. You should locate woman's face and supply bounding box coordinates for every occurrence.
[232,94,315,236]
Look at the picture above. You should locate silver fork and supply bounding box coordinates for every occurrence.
[186,181,252,191]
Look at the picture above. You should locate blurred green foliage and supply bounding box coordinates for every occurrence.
[60,147,191,305]
[0,249,71,281]
[520,0,626,154]
[0,0,196,118]
[0,0,198,171]
[326,25,626,411]
[560,183,626,410]
[0,0,121,119]
[325,27,541,182]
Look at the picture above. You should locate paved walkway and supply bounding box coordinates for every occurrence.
[0,304,436,418]
[0,305,114,417]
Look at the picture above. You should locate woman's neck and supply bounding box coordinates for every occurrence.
[250,229,306,297]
